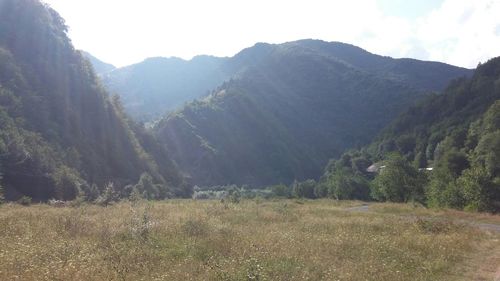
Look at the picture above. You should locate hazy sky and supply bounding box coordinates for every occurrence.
[43,0,500,68]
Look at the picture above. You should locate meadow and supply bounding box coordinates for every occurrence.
[0,199,498,281]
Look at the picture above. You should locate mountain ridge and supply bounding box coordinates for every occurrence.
[153,40,472,186]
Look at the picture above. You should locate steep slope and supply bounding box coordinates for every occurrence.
[102,56,232,121]
[372,57,500,165]
[155,40,472,186]
[82,51,116,75]
[323,57,500,211]
[0,0,185,201]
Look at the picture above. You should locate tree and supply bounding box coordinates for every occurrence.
[51,166,81,200]
[473,131,500,177]
[371,153,426,203]
[292,179,316,199]
[326,167,370,200]
[134,173,160,200]
[426,149,469,208]
[458,166,500,212]
[314,183,328,198]
[270,184,290,198]
[95,183,119,206]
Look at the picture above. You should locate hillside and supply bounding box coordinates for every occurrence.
[322,57,500,211]
[102,56,232,121]
[371,57,500,165]
[0,0,187,201]
[155,40,472,186]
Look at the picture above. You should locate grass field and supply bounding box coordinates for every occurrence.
[0,199,498,281]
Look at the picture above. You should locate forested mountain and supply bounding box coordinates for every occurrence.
[82,51,115,75]
[373,58,500,163]
[0,0,187,201]
[102,56,233,121]
[155,40,472,186]
[322,57,500,211]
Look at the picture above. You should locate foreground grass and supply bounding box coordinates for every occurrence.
[0,200,498,281]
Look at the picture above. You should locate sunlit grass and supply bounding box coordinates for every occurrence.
[0,200,498,280]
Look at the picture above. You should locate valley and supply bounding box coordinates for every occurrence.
[0,0,499,280]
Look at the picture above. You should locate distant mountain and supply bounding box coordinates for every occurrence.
[102,56,233,121]
[0,0,187,201]
[82,51,116,74]
[154,40,473,186]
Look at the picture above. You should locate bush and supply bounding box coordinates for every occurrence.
[292,179,316,199]
[227,186,241,204]
[95,183,119,206]
[327,168,370,200]
[17,196,32,206]
[270,184,290,198]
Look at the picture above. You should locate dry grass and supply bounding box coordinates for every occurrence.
[370,202,500,224]
[0,199,498,281]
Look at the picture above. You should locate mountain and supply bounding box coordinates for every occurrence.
[155,40,472,187]
[372,57,500,163]
[0,0,187,201]
[102,55,233,121]
[323,57,500,211]
[82,51,116,75]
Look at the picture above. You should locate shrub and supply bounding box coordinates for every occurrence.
[270,184,290,198]
[17,196,32,206]
[95,183,119,206]
[292,179,316,199]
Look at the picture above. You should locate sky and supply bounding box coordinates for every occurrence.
[43,0,500,68]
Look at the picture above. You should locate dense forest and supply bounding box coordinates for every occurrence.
[1,0,498,214]
[154,40,471,187]
[320,57,500,211]
[0,0,189,202]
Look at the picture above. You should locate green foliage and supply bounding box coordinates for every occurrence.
[80,184,100,202]
[95,183,119,206]
[51,166,82,200]
[227,185,241,204]
[320,152,372,200]
[313,183,328,198]
[102,56,231,121]
[458,167,500,212]
[133,173,159,200]
[342,57,500,212]
[326,167,371,200]
[371,153,427,203]
[292,179,316,199]
[0,0,188,202]
[155,40,469,187]
[269,184,290,198]
[17,196,32,206]
[129,187,144,202]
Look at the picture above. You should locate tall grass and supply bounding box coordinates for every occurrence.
[0,200,497,280]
